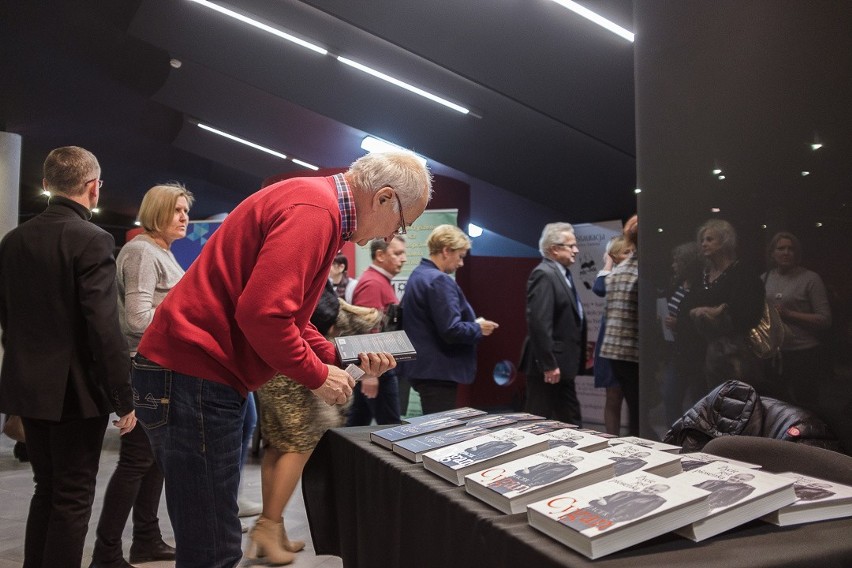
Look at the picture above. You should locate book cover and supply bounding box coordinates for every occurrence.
[575,428,619,439]
[760,472,852,526]
[679,452,761,472]
[514,421,576,436]
[391,425,489,463]
[422,428,550,486]
[674,461,796,541]
[369,416,464,450]
[465,446,615,514]
[541,429,610,453]
[334,330,417,365]
[592,443,683,478]
[465,414,520,430]
[608,436,682,454]
[497,412,546,422]
[527,470,710,559]
[402,407,487,425]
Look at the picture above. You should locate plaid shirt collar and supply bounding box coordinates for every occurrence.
[333,173,356,242]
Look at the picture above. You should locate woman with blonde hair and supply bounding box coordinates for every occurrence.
[249,288,383,564]
[398,224,498,414]
[91,182,193,567]
[677,219,764,390]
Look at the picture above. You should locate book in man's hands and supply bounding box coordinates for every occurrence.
[422,427,549,486]
[334,330,416,365]
[760,472,852,526]
[392,425,489,463]
[542,429,609,453]
[465,446,615,514]
[593,443,683,478]
[369,417,464,450]
[673,461,796,541]
[527,470,710,559]
[401,406,487,425]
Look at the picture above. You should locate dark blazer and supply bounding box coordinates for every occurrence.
[519,258,587,377]
[0,196,132,420]
[398,258,482,385]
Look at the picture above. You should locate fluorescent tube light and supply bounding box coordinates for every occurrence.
[338,56,469,115]
[198,123,287,159]
[549,0,634,42]
[291,158,319,171]
[360,136,427,165]
[187,0,328,55]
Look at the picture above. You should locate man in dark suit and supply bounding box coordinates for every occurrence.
[0,146,136,568]
[520,222,586,425]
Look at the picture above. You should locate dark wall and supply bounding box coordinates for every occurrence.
[635,0,852,451]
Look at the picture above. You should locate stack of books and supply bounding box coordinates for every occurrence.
[760,472,852,526]
[465,446,614,514]
[422,428,549,486]
[593,442,683,477]
[369,417,463,450]
[674,461,796,541]
[527,470,710,559]
[392,425,489,463]
[541,429,609,453]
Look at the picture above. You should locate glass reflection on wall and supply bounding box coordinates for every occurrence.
[635,1,852,451]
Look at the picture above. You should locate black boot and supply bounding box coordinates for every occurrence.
[128,539,176,563]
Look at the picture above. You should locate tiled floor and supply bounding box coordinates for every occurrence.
[0,428,343,568]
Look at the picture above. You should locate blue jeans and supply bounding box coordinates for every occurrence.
[132,356,245,568]
[240,392,257,471]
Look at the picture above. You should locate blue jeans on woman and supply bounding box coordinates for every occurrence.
[132,355,245,568]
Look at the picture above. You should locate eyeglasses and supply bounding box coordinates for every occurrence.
[553,242,578,250]
[85,178,104,189]
[392,190,407,235]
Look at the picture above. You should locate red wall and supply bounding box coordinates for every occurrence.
[457,255,540,410]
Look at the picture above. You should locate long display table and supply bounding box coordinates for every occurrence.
[302,426,852,568]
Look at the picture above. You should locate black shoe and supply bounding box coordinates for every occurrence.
[88,559,135,568]
[129,540,176,563]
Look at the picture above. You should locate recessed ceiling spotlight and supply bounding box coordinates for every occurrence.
[657,227,663,233]
[811,143,823,151]
[170,58,182,69]
[633,188,642,194]
[801,171,810,176]
[711,207,721,213]
[815,222,823,227]
[718,175,726,180]
[712,169,722,175]
[760,224,767,229]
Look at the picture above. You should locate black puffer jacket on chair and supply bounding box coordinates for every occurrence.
[663,380,840,453]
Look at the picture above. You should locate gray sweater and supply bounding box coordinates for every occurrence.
[116,234,185,355]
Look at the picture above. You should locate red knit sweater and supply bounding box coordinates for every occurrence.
[138,176,343,395]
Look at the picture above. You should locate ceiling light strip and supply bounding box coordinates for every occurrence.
[198,123,287,159]
[549,0,634,42]
[337,56,470,114]
[187,0,328,55]
[196,123,319,170]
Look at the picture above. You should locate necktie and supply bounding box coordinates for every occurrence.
[566,270,584,321]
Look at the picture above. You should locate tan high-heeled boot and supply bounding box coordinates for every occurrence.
[247,517,295,565]
[280,524,305,553]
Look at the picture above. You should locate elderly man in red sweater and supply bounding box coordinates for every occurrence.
[347,236,407,425]
[134,151,432,568]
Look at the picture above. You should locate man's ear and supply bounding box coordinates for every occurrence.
[374,186,394,207]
